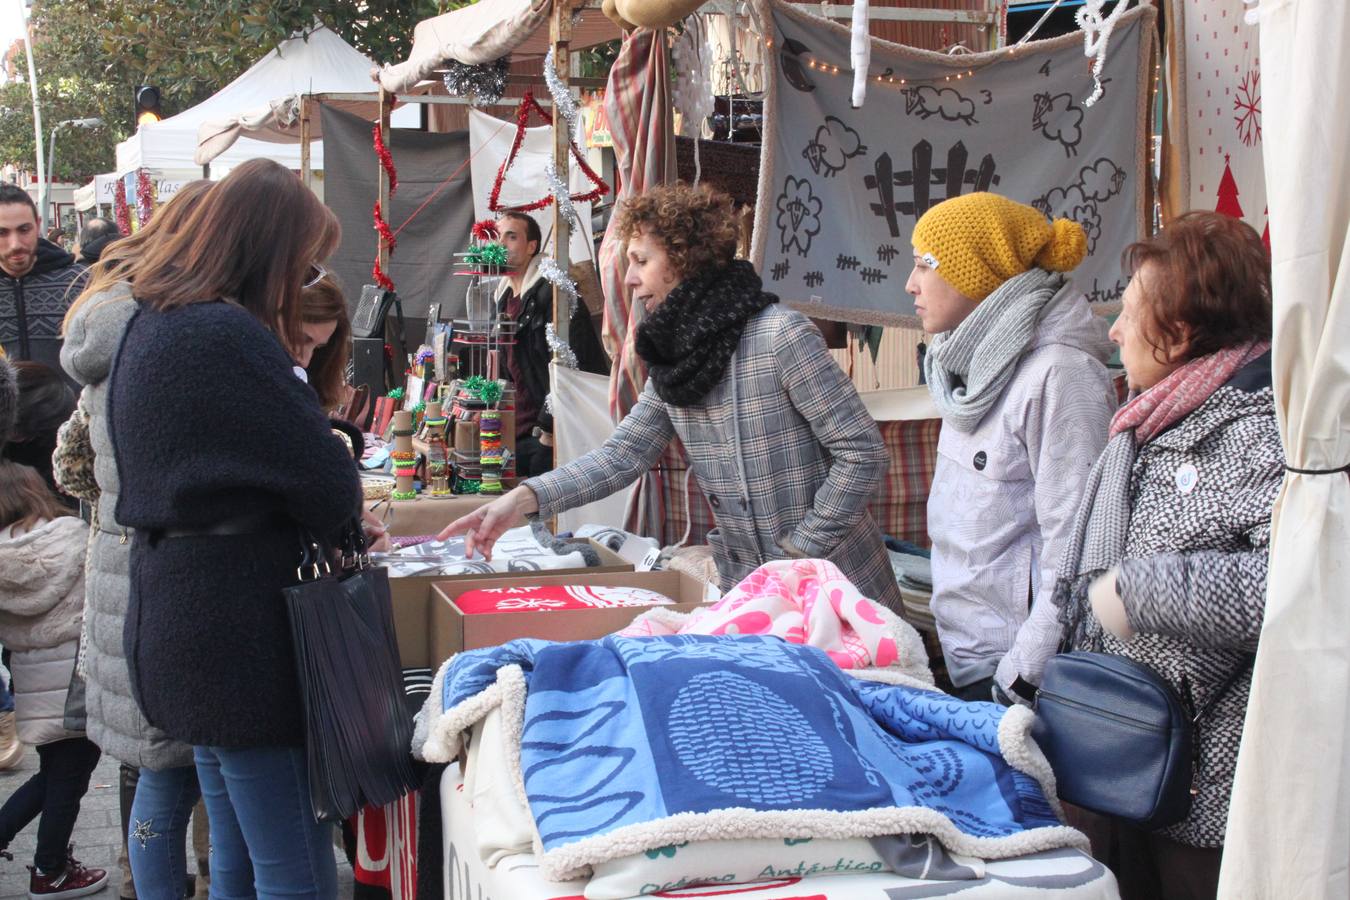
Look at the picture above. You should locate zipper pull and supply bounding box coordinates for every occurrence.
[119,530,129,545]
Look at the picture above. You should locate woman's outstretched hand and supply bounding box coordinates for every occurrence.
[437,484,539,560]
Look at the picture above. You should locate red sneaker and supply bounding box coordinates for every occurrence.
[27,849,108,899]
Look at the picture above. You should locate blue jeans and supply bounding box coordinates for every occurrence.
[128,765,200,900]
[193,745,336,899]
[0,654,14,713]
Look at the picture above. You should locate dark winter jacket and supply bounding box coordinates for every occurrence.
[497,258,609,441]
[109,300,362,748]
[0,239,86,376]
[1086,351,1282,847]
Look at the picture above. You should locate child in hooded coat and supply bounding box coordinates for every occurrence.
[0,358,107,896]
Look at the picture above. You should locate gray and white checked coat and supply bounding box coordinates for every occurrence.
[60,284,193,770]
[1090,351,1282,847]
[527,305,903,611]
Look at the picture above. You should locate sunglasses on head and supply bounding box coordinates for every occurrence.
[303,264,328,289]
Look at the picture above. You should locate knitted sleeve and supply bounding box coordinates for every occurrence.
[526,379,674,519]
[775,312,887,558]
[1118,413,1283,650]
[109,302,361,541]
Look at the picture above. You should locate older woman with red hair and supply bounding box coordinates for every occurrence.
[1054,211,1283,899]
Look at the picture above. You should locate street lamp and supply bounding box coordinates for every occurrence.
[42,117,104,234]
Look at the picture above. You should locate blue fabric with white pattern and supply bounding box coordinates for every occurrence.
[442,634,1058,851]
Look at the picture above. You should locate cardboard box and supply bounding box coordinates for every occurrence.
[429,569,709,665]
[383,494,525,537]
[388,538,634,668]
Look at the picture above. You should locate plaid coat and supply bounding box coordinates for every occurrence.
[528,305,902,610]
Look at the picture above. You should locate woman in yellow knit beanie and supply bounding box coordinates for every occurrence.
[907,192,1118,706]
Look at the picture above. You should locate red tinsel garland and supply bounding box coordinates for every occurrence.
[472,219,500,242]
[488,91,610,214]
[372,258,395,292]
[135,169,155,229]
[113,181,131,236]
[373,201,397,254]
[371,124,400,292]
[373,124,398,196]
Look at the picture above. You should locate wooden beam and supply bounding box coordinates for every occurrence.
[299,94,312,188]
[794,3,996,23]
[549,0,576,355]
[311,91,554,107]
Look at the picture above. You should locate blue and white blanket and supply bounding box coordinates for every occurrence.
[416,635,1084,880]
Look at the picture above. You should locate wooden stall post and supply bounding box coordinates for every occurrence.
[300,94,313,188]
[549,0,576,353]
[377,87,393,280]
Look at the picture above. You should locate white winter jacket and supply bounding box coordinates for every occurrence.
[927,288,1116,691]
[0,517,88,745]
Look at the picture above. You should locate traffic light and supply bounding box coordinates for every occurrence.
[134,85,162,127]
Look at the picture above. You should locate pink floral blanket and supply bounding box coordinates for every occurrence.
[619,559,933,683]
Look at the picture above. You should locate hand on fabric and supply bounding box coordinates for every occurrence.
[437,485,539,560]
[1089,566,1136,640]
[360,507,392,553]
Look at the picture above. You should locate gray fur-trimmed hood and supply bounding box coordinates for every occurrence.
[0,516,87,651]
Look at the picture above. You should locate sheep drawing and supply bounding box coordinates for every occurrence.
[802,116,868,177]
[1032,91,1084,158]
[902,85,977,126]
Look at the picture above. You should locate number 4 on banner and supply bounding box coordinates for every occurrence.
[488,91,609,214]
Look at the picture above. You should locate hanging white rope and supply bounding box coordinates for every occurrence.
[1075,0,1136,107]
[849,0,870,108]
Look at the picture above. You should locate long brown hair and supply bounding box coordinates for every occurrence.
[302,275,351,411]
[0,460,67,532]
[131,159,341,350]
[63,179,215,332]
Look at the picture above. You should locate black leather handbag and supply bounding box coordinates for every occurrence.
[284,521,419,822]
[1032,650,1253,831]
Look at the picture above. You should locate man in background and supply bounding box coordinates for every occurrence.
[0,184,87,374]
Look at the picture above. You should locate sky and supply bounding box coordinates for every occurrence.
[0,0,26,81]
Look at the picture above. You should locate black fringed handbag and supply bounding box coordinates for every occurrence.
[284,520,419,822]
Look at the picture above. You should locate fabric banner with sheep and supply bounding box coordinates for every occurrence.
[749,0,1155,327]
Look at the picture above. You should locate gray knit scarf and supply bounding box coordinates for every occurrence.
[923,268,1065,433]
[1051,431,1136,652]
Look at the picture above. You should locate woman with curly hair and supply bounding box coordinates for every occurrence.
[441,183,901,610]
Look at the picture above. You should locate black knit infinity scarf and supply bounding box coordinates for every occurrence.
[634,259,777,407]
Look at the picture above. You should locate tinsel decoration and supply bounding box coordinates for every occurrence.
[441,57,509,106]
[537,256,579,318]
[373,201,397,254]
[462,375,503,407]
[543,159,580,227]
[545,323,578,369]
[388,387,405,401]
[373,259,396,292]
[471,219,500,242]
[488,91,610,214]
[464,242,509,269]
[113,181,131,236]
[371,125,400,292]
[135,169,156,229]
[543,48,580,130]
[372,124,398,196]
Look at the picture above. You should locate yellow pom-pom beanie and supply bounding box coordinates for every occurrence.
[911,192,1087,302]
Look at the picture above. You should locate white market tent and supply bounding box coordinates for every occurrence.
[115,22,416,175]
